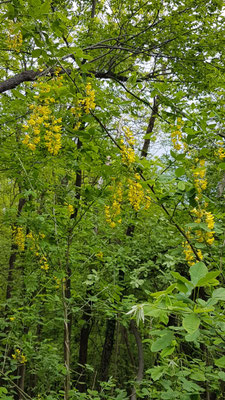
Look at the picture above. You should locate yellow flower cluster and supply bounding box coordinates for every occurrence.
[128,174,145,212]
[120,127,136,166]
[12,349,27,364]
[191,206,215,245]
[40,255,49,271]
[183,165,215,265]
[171,118,187,151]
[105,182,123,228]
[193,159,207,200]
[26,231,48,271]
[13,227,25,251]
[205,211,215,230]
[6,22,22,52]
[85,82,96,113]
[70,103,82,131]
[53,276,65,289]
[182,240,203,266]
[96,251,103,259]
[67,204,74,215]
[105,174,152,227]
[123,127,136,146]
[215,141,225,160]
[128,174,151,212]
[22,79,62,154]
[70,82,96,130]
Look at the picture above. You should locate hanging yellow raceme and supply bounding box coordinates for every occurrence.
[13,227,25,251]
[183,159,215,265]
[6,21,22,52]
[22,78,63,154]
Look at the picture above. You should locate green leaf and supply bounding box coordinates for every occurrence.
[160,345,175,358]
[185,329,200,342]
[190,371,205,381]
[218,371,225,381]
[215,356,225,368]
[147,366,164,381]
[39,0,51,14]
[212,288,225,301]
[218,163,225,170]
[175,167,185,177]
[151,331,174,352]
[182,313,200,333]
[32,49,42,58]
[172,271,190,284]
[196,271,220,287]
[178,181,186,191]
[189,262,208,286]
[185,127,197,135]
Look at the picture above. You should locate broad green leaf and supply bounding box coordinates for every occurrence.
[151,331,174,352]
[193,306,214,313]
[196,271,220,287]
[181,378,204,392]
[175,167,185,177]
[147,366,164,381]
[185,329,200,342]
[183,313,200,333]
[189,262,208,286]
[160,345,176,358]
[32,49,42,58]
[212,288,225,301]
[215,356,225,368]
[218,371,225,381]
[172,271,190,284]
[178,181,186,191]
[190,371,205,381]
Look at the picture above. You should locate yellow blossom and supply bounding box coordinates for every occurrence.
[12,349,27,364]
[68,204,74,215]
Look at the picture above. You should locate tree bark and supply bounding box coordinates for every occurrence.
[76,299,92,392]
[130,321,144,400]
[141,96,159,158]
[99,318,116,382]
[0,70,39,93]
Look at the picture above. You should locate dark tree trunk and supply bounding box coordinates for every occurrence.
[76,300,92,392]
[99,318,116,382]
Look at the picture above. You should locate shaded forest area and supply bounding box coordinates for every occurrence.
[1,0,225,399]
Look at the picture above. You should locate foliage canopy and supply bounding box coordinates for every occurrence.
[1,0,225,399]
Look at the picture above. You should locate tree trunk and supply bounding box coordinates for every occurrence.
[99,318,116,382]
[76,299,92,392]
[130,321,144,400]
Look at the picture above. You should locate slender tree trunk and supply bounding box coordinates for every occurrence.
[130,321,144,400]
[63,288,71,400]
[63,137,82,399]
[76,299,92,392]
[99,318,116,382]
[18,364,26,400]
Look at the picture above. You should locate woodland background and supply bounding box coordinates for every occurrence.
[1,0,225,399]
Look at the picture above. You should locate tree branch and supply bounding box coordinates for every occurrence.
[0,70,39,94]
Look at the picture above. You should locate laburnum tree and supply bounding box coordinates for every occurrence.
[1,0,225,399]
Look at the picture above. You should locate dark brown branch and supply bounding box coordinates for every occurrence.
[0,70,39,94]
[91,0,97,18]
[141,96,159,157]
